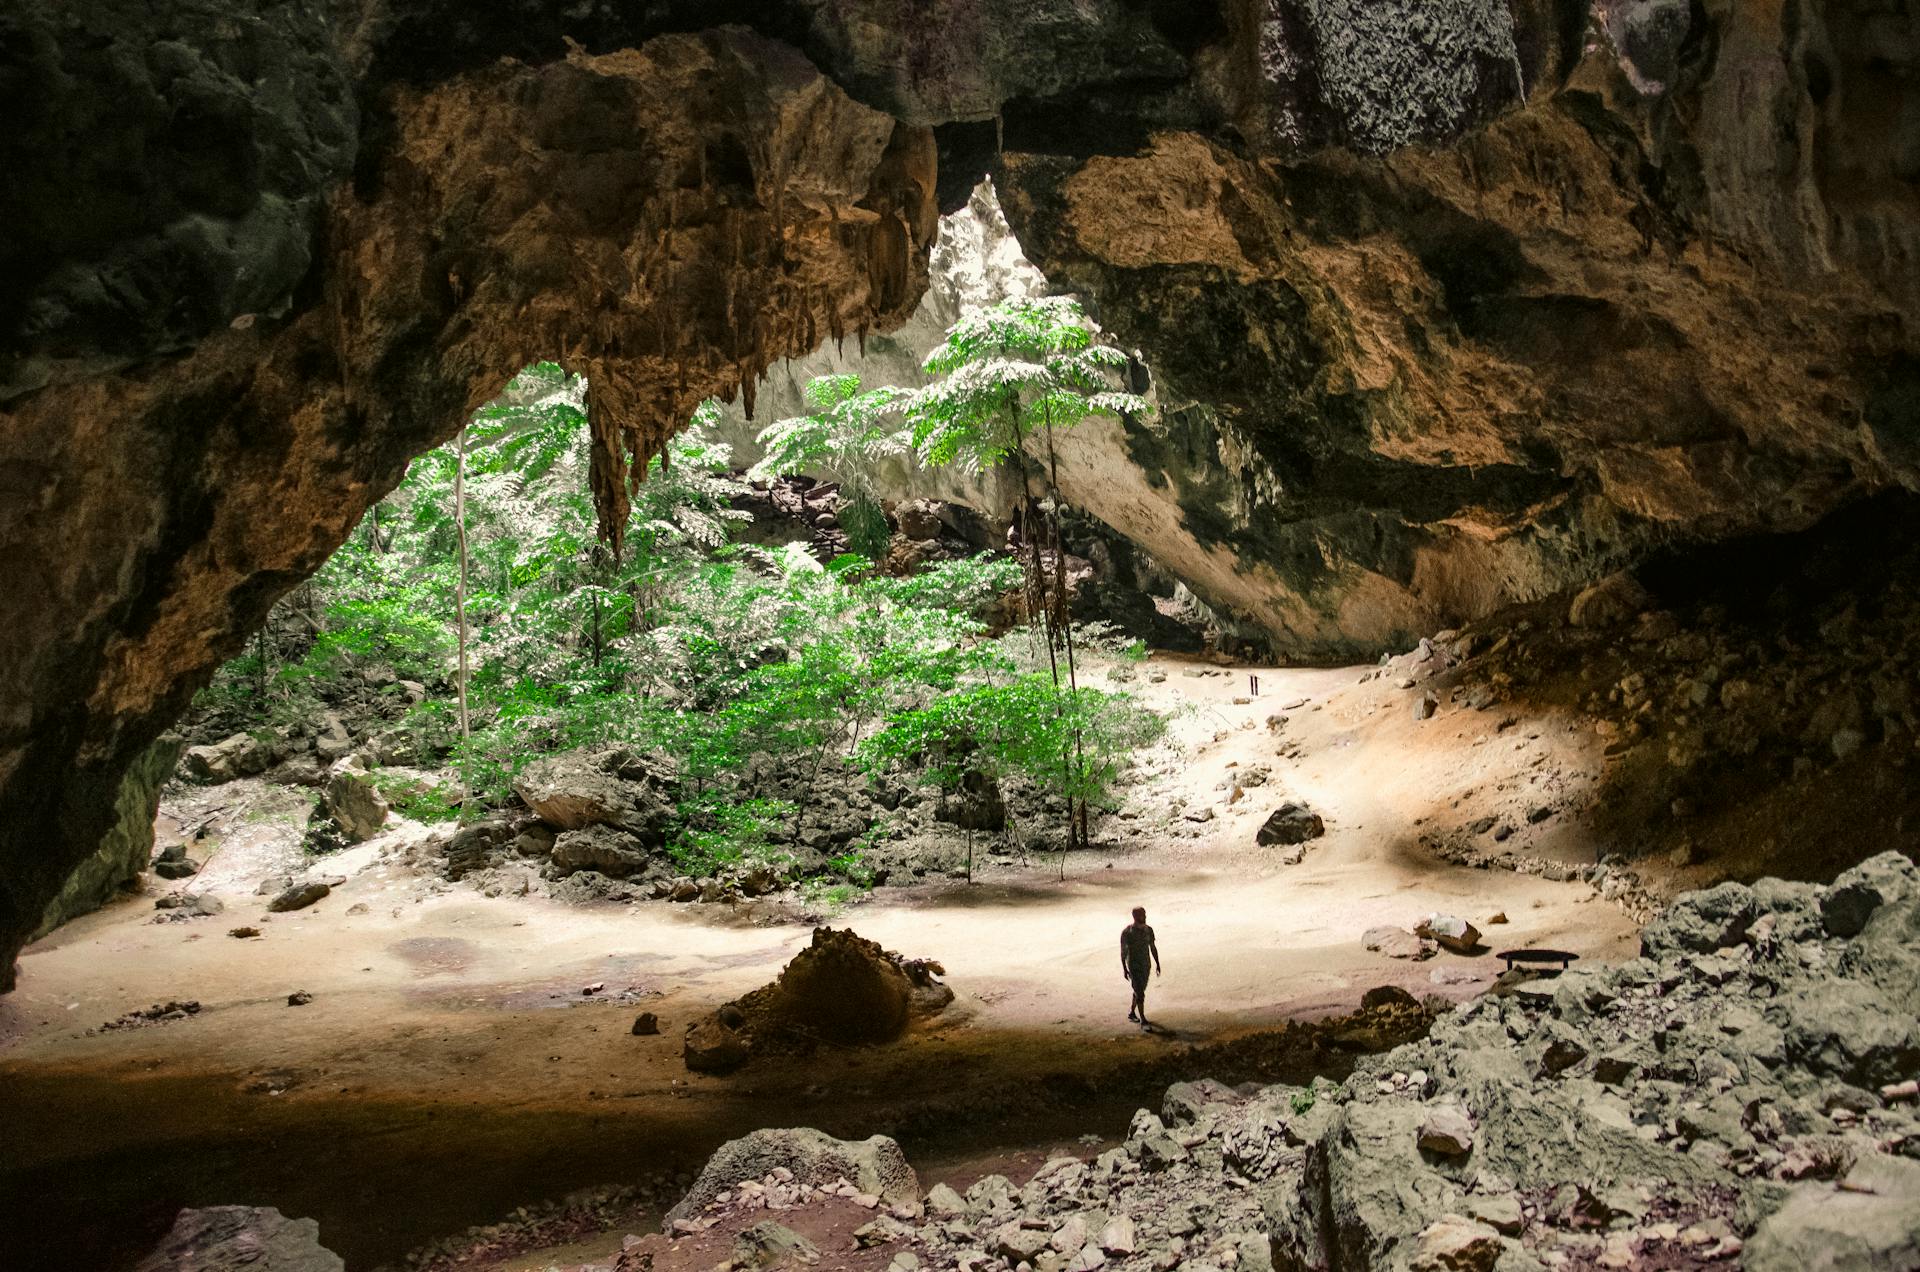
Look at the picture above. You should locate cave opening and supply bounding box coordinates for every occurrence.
[5,3,1920,1269]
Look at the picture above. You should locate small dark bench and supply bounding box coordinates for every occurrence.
[1496,948,1579,974]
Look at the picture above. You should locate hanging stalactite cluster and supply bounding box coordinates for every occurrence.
[334,31,938,555]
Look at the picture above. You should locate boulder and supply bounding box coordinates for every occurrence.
[1364,926,1438,960]
[1257,803,1325,846]
[1409,1216,1502,1272]
[268,755,327,788]
[312,712,353,761]
[183,732,273,783]
[1416,1107,1474,1157]
[1568,571,1651,628]
[666,1128,918,1227]
[510,824,557,857]
[683,1010,751,1074]
[893,498,944,540]
[321,760,388,843]
[512,747,674,841]
[631,1011,660,1036]
[1638,881,1759,957]
[549,825,653,879]
[444,819,513,880]
[1841,893,1920,1015]
[733,1222,819,1268]
[133,1205,343,1271]
[1413,914,1481,955]
[1747,1154,1920,1271]
[267,881,330,913]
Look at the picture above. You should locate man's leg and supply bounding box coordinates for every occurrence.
[1132,973,1148,1027]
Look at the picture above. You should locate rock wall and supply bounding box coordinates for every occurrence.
[991,1,1920,655]
[29,736,182,942]
[0,10,936,988]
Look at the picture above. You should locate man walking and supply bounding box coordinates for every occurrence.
[1120,906,1162,1028]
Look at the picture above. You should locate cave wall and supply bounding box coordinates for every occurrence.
[0,8,936,988]
[986,0,1919,654]
[1,0,1916,977]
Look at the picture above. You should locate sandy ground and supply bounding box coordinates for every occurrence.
[0,654,1641,1270]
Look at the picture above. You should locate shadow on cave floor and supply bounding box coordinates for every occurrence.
[1379,491,1920,901]
[0,1006,1425,1272]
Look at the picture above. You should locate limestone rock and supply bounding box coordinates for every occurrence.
[1364,926,1437,961]
[266,881,330,913]
[183,733,272,784]
[133,1205,343,1271]
[1416,1106,1474,1157]
[549,825,654,880]
[732,1221,819,1269]
[513,747,674,842]
[667,1128,918,1227]
[321,761,388,843]
[1409,1216,1502,1272]
[1747,1154,1920,1272]
[1256,804,1325,847]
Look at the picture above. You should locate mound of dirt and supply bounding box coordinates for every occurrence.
[682,928,950,1073]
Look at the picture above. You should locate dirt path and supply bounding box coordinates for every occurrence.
[0,655,1640,1270]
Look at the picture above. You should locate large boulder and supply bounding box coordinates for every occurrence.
[1637,881,1759,957]
[666,1128,919,1228]
[182,732,272,783]
[512,747,674,842]
[1747,1154,1920,1272]
[1258,803,1325,846]
[548,824,653,879]
[321,759,388,843]
[1841,893,1920,1016]
[133,1205,343,1271]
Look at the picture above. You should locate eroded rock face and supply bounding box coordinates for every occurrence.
[992,1,1920,655]
[0,19,934,986]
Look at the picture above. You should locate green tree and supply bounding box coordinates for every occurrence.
[751,374,911,559]
[907,296,1150,850]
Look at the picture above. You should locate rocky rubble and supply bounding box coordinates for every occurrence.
[134,1204,343,1272]
[651,855,1920,1272]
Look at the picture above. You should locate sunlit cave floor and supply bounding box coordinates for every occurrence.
[0,655,1657,1270]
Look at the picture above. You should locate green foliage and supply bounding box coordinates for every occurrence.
[1290,1088,1316,1117]
[370,772,462,824]
[751,375,910,558]
[207,356,1167,881]
[671,793,795,876]
[907,297,1151,473]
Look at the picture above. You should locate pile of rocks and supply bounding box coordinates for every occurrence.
[683,928,952,1074]
[666,852,1920,1272]
[90,1000,203,1034]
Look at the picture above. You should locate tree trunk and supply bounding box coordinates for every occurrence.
[453,425,473,817]
[1041,403,1091,852]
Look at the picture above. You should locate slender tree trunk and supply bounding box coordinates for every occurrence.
[591,589,603,666]
[1041,403,1092,852]
[453,426,473,816]
[255,626,269,702]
